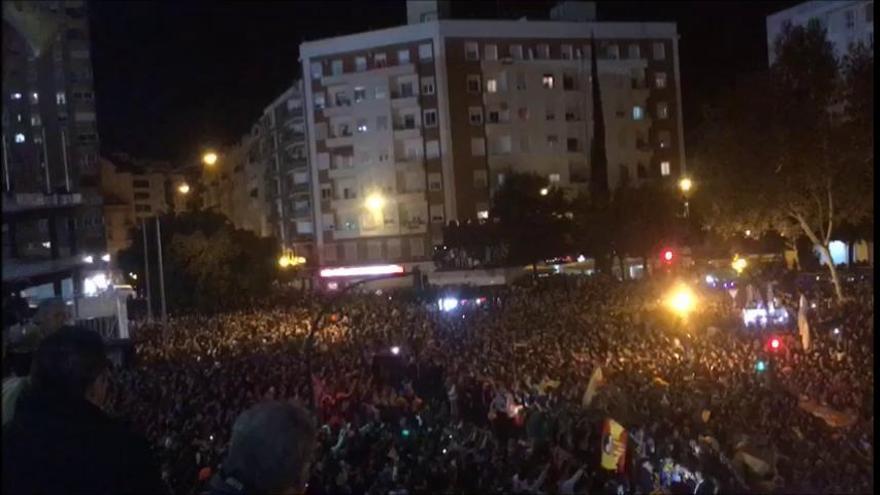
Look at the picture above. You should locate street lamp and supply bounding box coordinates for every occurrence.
[678,177,692,193]
[202,152,218,166]
[365,192,386,212]
[540,187,549,196]
[178,183,190,194]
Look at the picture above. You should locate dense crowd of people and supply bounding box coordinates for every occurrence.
[88,269,874,495]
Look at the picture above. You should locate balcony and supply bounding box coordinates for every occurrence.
[325,129,353,148]
[392,123,421,140]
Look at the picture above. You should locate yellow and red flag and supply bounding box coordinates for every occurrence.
[600,418,628,472]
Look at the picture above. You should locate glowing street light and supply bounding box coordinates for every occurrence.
[390,346,400,355]
[665,284,697,319]
[178,183,191,194]
[732,256,748,275]
[202,152,218,166]
[540,187,549,196]
[365,193,386,212]
[278,255,291,268]
[678,177,693,193]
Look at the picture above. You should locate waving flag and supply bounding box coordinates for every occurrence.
[600,418,628,472]
[582,366,604,408]
[798,294,810,351]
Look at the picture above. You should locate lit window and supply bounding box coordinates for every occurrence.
[477,210,489,220]
[30,115,41,126]
[419,43,433,61]
[30,92,39,103]
[655,72,667,89]
[374,53,387,68]
[11,92,22,100]
[549,173,560,183]
[632,106,644,120]
[56,92,66,105]
[331,59,343,75]
[660,161,671,176]
[398,49,410,64]
[542,74,555,89]
[487,79,497,93]
[14,133,25,143]
[355,56,367,72]
[354,86,366,102]
[465,42,479,61]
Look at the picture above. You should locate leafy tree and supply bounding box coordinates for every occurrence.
[692,21,872,302]
[491,173,571,272]
[610,182,680,275]
[117,211,279,314]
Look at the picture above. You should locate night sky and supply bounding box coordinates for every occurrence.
[89,0,798,164]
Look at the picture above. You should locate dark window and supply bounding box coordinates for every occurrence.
[637,163,647,179]
[134,192,150,200]
[567,138,579,152]
[249,188,258,198]
[133,179,150,188]
[135,204,151,212]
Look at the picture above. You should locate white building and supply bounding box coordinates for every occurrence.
[767,1,874,65]
[300,1,685,271]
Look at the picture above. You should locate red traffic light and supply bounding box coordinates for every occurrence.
[770,338,780,350]
[662,249,674,263]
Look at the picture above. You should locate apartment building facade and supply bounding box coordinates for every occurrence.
[767,1,874,65]
[299,2,684,269]
[2,0,106,301]
[100,155,189,256]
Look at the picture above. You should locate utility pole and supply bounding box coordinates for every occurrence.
[156,216,167,325]
[142,217,153,322]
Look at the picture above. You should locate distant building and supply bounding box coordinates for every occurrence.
[3,0,106,303]
[767,1,874,65]
[99,154,189,256]
[299,0,685,270]
[203,81,311,258]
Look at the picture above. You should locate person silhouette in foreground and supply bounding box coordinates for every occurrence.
[204,400,317,495]
[2,325,166,494]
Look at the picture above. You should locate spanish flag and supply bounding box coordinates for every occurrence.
[600,418,628,472]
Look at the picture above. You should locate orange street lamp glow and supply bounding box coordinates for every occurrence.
[178,183,190,194]
[202,152,218,166]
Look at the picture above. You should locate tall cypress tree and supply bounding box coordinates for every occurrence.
[589,34,609,200]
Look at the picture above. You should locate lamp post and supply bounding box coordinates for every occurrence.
[202,151,218,167]
[678,177,692,218]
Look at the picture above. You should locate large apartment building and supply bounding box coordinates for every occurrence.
[201,81,310,258]
[2,0,106,302]
[300,0,685,270]
[767,1,874,65]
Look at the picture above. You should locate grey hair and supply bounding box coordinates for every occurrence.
[223,401,317,494]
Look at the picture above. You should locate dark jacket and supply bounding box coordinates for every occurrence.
[2,387,166,495]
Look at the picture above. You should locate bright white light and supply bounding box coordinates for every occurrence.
[327,281,339,290]
[83,278,97,296]
[101,253,111,262]
[391,346,400,355]
[553,264,561,273]
[577,255,586,263]
[364,193,386,212]
[705,275,716,285]
[320,264,404,278]
[540,187,549,196]
[42,241,51,248]
[14,133,25,143]
[82,255,94,264]
[745,230,751,237]
[93,273,109,290]
[440,297,459,312]
[832,328,840,335]
[11,93,22,100]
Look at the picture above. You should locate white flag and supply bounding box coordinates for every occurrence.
[582,366,604,408]
[798,294,811,351]
[766,283,775,312]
